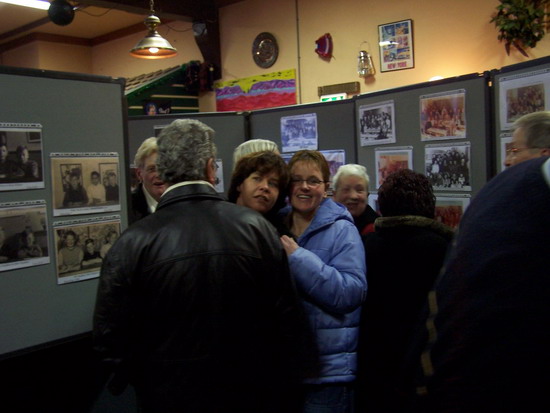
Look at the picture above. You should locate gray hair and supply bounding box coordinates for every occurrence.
[134,137,158,169]
[233,139,279,168]
[512,111,550,149]
[157,119,216,184]
[333,164,370,191]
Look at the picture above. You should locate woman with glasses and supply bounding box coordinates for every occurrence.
[280,150,367,413]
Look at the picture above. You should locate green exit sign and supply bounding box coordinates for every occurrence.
[320,93,346,102]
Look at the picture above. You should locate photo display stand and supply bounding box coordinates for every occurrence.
[248,99,357,185]
[492,56,550,173]
[0,66,128,358]
[127,112,248,197]
[355,72,492,199]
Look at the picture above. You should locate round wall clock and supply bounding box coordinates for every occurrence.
[252,32,279,68]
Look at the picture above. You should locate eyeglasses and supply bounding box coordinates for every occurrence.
[505,147,532,157]
[290,178,327,188]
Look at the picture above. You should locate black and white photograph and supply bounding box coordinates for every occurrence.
[425,142,471,191]
[358,100,396,146]
[0,200,49,272]
[0,123,44,191]
[50,153,121,217]
[375,146,413,188]
[321,149,346,181]
[498,68,550,131]
[435,194,471,229]
[53,215,121,285]
[281,113,318,153]
[420,90,466,141]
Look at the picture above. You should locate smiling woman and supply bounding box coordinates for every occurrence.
[280,149,367,413]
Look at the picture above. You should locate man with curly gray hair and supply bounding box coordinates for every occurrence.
[94,119,307,413]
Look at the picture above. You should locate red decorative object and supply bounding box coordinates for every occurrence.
[315,33,333,59]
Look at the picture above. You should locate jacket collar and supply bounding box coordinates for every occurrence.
[157,183,223,211]
[374,215,454,239]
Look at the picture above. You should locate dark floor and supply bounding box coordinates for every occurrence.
[1,334,137,413]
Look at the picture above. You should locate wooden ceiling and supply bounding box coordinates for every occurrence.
[75,0,245,22]
[0,0,245,78]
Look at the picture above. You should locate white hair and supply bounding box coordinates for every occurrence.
[332,164,370,191]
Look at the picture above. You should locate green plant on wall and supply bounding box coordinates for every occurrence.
[491,0,550,56]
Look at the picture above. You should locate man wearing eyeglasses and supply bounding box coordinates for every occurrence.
[504,111,550,168]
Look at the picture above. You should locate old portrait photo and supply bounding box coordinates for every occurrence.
[358,100,396,146]
[0,123,44,191]
[375,147,413,188]
[53,215,121,284]
[0,200,49,272]
[281,113,318,153]
[498,68,550,130]
[420,90,466,141]
[425,142,471,191]
[51,153,121,217]
[435,195,470,229]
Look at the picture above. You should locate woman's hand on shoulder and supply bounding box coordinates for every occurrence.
[280,235,298,256]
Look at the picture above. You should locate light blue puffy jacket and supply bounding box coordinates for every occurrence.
[287,198,367,384]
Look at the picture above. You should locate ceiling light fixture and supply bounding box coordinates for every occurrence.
[130,0,177,59]
[0,0,50,10]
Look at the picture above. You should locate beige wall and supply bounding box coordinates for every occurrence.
[2,0,550,113]
[217,0,550,109]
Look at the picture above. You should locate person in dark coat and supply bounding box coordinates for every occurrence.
[356,169,454,413]
[129,137,167,224]
[333,164,379,235]
[94,119,308,413]
[410,156,550,413]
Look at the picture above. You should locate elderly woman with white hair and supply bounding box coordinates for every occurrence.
[333,164,379,235]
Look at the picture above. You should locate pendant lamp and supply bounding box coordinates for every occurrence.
[130,0,177,59]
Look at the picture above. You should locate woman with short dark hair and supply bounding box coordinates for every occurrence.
[356,169,454,413]
[228,151,289,230]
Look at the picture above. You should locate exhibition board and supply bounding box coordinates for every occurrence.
[0,66,128,357]
[248,99,357,179]
[355,73,491,208]
[127,112,248,197]
[492,56,550,173]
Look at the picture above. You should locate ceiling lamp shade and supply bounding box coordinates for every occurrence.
[130,1,177,59]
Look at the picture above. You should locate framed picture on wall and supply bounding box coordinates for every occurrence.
[425,142,471,191]
[378,19,414,72]
[0,123,45,191]
[0,200,49,272]
[53,215,121,285]
[358,100,396,146]
[375,146,413,189]
[498,67,550,131]
[50,153,121,216]
[435,194,471,229]
[420,89,466,141]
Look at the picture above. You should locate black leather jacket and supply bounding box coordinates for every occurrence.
[94,183,307,412]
